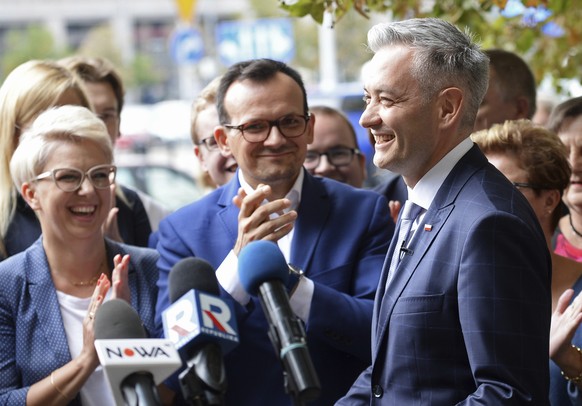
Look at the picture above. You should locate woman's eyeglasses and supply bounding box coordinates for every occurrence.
[32,164,117,192]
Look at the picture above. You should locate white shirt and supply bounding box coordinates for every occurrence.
[406,137,474,241]
[215,170,315,322]
[56,290,115,406]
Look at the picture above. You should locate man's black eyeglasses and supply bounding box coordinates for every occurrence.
[224,114,310,143]
[304,147,360,169]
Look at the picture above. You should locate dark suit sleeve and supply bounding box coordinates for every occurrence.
[458,212,551,404]
[306,194,392,362]
[335,365,374,405]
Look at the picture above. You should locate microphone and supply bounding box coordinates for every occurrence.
[238,240,321,404]
[94,299,182,406]
[399,240,414,258]
[162,257,239,405]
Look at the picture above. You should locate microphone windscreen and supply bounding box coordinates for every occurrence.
[238,240,289,295]
[94,299,147,340]
[168,257,219,303]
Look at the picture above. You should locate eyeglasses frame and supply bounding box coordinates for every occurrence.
[32,164,117,192]
[197,136,219,150]
[304,147,361,169]
[223,113,311,143]
[512,181,552,190]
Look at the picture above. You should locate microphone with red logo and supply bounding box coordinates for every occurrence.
[238,241,321,404]
[94,299,182,406]
[162,257,239,406]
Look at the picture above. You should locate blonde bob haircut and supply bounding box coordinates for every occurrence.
[10,105,113,191]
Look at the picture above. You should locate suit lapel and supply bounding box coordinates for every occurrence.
[26,241,72,366]
[372,228,400,352]
[374,206,453,354]
[290,174,330,273]
[373,144,488,359]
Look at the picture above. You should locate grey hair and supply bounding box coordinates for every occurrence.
[367,18,489,129]
[10,105,113,190]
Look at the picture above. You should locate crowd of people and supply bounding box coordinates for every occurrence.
[1,15,582,406]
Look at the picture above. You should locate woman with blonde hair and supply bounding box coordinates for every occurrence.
[0,60,91,260]
[0,105,158,404]
[0,59,154,261]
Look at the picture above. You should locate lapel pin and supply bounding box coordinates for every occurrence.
[424,224,432,231]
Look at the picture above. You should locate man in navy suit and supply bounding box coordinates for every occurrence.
[338,18,551,405]
[154,59,393,405]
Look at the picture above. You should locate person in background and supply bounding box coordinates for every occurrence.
[305,105,367,188]
[190,75,237,190]
[154,58,392,405]
[0,105,158,405]
[0,60,91,260]
[474,49,537,131]
[548,96,582,262]
[533,93,557,126]
[339,18,550,404]
[471,119,582,405]
[147,76,239,250]
[60,55,169,236]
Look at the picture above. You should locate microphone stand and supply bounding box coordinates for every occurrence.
[179,343,227,406]
[121,372,162,406]
[283,370,305,406]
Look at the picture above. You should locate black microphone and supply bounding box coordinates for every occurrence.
[163,257,239,406]
[238,240,321,404]
[399,240,414,258]
[94,299,181,406]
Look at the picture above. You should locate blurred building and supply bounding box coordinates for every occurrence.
[0,0,246,100]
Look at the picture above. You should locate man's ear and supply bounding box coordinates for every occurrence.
[21,183,40,210]
[215,126,231,157]
[438,87,464,130]
[193,145,209,172]
[514,96,531,119]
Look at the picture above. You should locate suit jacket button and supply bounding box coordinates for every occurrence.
[372,384,383,398]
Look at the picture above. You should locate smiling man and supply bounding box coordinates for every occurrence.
[305,105,367,188]
[338,18,551,405]
[154,58,393,406]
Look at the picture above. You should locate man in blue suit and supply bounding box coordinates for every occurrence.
[154,59,393,405]
[338,18,551,405]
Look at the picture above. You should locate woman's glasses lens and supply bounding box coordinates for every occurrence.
[52,165,116,191]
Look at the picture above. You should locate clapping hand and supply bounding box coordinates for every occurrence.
[550,288,582,361]
[232,184,297,256]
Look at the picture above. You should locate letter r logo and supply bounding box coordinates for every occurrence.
[164,300,197,342]
[199,295,237,335]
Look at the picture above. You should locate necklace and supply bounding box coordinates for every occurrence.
[69,275,100,287]
[568,214,582,238]
[55,258,106,287]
